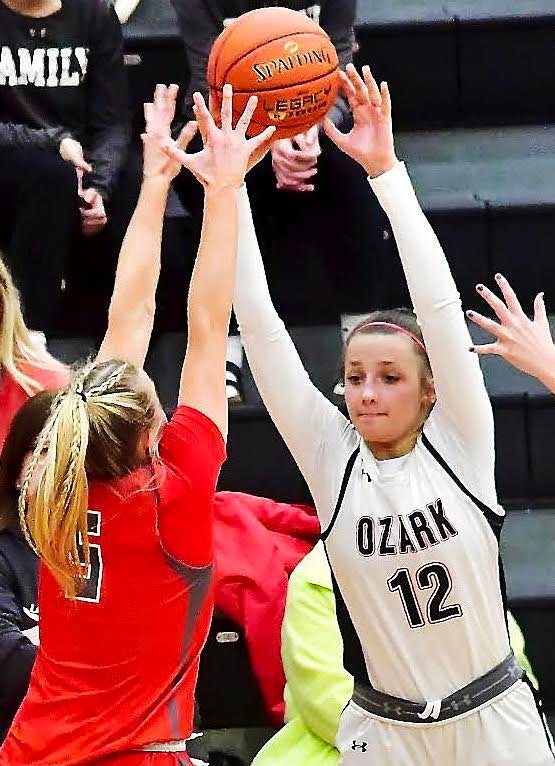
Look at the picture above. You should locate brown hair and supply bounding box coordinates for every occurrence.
[341,308,432,381]
[17,359,158,596]
[0,390,55,534]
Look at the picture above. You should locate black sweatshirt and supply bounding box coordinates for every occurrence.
[170,0,355,129]
[0,526,38,743]
[0,0,130,201]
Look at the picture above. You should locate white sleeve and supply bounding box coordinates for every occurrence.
[233,187,356,526]
[369,163,497,503]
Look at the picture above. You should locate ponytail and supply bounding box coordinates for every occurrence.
[17,359,156,596]
[19,388,90,596]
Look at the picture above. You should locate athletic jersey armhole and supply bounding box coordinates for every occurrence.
[420,432,503,533]
[321,446,360,541]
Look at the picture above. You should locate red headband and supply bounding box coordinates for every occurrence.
[354,321,427,352]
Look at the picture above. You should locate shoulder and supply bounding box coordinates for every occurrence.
[64,0,120,29]
[29,366,68,392]
[161,405,226,465]
[90,466,154,503]
[320,407,359,458]
[17,360,69,391]
[421,406,498,507]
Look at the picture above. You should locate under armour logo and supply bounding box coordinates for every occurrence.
[351,741,368,752]
[23,604,39,622]
[417,699,442,721]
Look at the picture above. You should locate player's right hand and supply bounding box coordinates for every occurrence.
[324,63,397,179]
[163,85,276,191]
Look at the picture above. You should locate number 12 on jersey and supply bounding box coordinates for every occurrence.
[387,562,462,629]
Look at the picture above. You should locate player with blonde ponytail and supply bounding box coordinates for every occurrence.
[0,83,275,766]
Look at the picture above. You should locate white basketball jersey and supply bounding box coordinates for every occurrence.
[321,405,511,703]
[232,164,517,707]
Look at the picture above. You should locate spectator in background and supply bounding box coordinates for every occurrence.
[170,0,394,402]
[252,542,538,766]
[0,0,137,338]
[0,254,67,451]
[0,251,66,740]
[0,391,53,743]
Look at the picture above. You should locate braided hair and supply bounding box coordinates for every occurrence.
[19,359,158,596]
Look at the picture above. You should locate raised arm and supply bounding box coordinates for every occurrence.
[325,65,493,454]
[164,87,275,440]
[233,183,353,517]
[96,85,196,369]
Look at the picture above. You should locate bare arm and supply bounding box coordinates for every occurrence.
[165,86,276,440]
[96,85,196,369]
[177,184,238,440]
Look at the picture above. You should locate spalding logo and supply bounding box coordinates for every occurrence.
[252,47,332,83]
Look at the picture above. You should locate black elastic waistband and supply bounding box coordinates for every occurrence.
[352,652,523,724]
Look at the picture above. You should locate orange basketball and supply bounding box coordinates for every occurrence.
[207,7,340,139]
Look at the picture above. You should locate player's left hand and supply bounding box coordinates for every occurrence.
[467,273,555,382]
[324,63,397,178]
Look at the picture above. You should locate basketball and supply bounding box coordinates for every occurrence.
[207,7,340,139]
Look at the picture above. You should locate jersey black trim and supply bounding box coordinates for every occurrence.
[321,446,360,542]
[323,542,373,688]
[421,433,503,532]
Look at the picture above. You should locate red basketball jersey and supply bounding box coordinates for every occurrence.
[0,362,68,450]
[0,406,226,765]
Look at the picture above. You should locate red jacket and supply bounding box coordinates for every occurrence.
[213,492,320,724]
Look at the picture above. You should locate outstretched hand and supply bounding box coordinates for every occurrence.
[324,63,397,178]
[163,85,276,191]
[467,273,555,383]
[142,84,198,182]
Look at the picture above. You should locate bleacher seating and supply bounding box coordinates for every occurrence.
[46,0,555,754]
[355,0,555,128]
